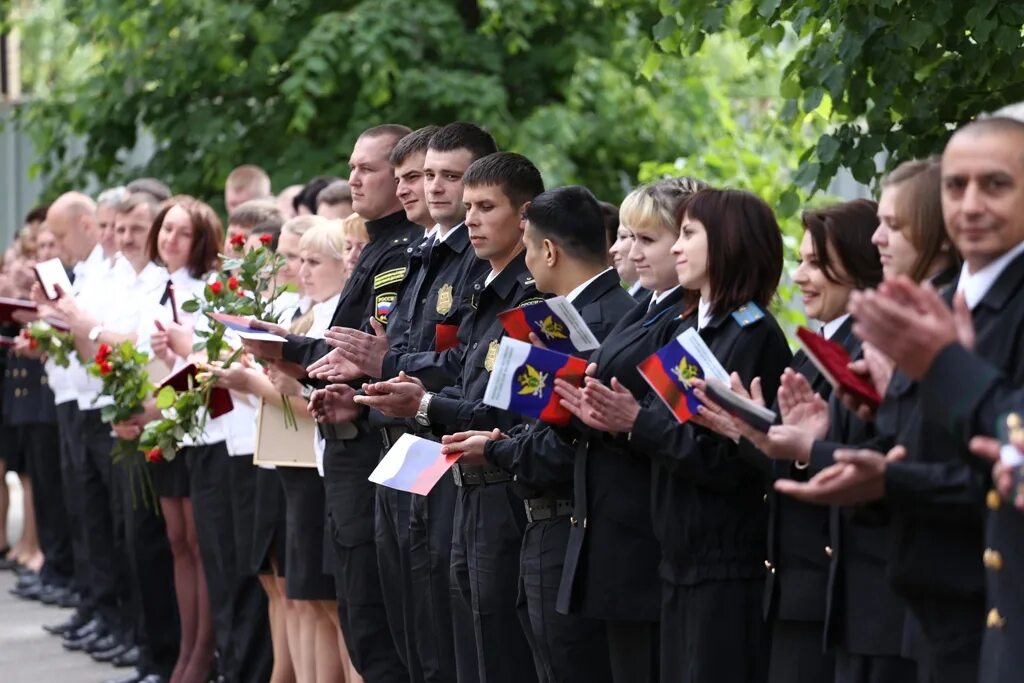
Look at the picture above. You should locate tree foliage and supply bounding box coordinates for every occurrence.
[646,0,1024,190]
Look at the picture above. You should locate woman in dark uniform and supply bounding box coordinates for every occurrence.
[566,188,793,682]
[553,179,705,683]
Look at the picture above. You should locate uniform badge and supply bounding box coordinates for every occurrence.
[731,301,765,327]
[484,340,499,372]
[375,293,397,324]
[436,283,453,316]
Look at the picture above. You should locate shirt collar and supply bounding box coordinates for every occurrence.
[821,313,850,340]
[627,280,644,296]
[567,268,614,304]
[436,222,464,245]
[697,297,712,330]
[652,285,680,309]
[956,241,1024,309]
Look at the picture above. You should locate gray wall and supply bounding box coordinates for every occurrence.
[0,103,45,246]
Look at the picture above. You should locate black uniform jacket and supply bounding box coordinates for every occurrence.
[630,303,791,587]
[426,252,544,434]
[281,210,421,370]
[4,355,57,426]
[380,223,489,391]
[765,317,858,624]
[556,288,687,622]
[484,268,638,495]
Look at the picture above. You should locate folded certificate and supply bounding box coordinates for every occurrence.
[0,297,38,324]
[208,313,287,342]
[33,258,74,300]
[638,328,730,424]
[483,337,587,426]
[254,399,318,468]
[796,327,881,410]
[157,363,234,417]
[369,433,458,495]
[704,379,778,433]
[498,296,600,354]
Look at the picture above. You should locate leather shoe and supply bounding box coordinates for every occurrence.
[11,579,46,600]
[43,611,91,636]
[139,675,166,683]
[64,629,106,652]
[39,584,71,605]
[102,674,143,683]
[65,617,103,641]
[56,589,81,608]
[92,641,130,663]
[85,633,122,655]
[112,645,141,668]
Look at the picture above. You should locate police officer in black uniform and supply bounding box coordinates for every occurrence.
[355,152,546,683]
[250,124,419,682]
[466,185,636,683]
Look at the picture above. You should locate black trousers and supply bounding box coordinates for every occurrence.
[768,619,834,683]
[836,650,918,683]
[186,443,238,680]
[450,482,537,683]
[227,455,272,683]
[606,619,658,683]
[79,408,130,635]
[120,450,179,678]
[409,475,476,683]
[903,599,982,683]
[520,516,612,683]
[375,485,424,682]
[323,433,407,683]
[660,578,768,683]
[23,422,73,586]
[55,402,90,603]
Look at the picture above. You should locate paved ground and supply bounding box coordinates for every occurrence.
[0,474,116,683]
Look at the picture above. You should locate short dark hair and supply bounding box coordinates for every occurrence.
[147,199,223,279]
[316,181,352,208]
[682,188,783,315]
[598,200,619,250]
[802,199,883,290]
[362,123,413,143]
[250,221,281,251]
[117,192,162,222]
[126,177,172,202]
[463,152,544,208]
[25,203,51,225]
[428,122,498,163]
[390,125,440,166]
[293,176,342,214]
[525,186,608,266]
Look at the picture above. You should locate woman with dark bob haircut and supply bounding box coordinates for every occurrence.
[563,188,792,682]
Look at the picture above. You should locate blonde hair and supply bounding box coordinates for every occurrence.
[281,215,320,238]
[298,218,346,262]
[340,213,369,242]
[619,176,707,237]
[226,164,271,196]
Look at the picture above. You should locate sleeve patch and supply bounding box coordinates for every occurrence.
[375,292,398,324]
[374,267,407,290]
[731,301,765,327]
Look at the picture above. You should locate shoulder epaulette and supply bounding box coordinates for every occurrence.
[731,301,765,327]
[374,267,407,289]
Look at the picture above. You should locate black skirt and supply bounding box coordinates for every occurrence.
[251,466,286,576]
[0,424,24,473]
[278,467,335,600]
[150,452,190,498]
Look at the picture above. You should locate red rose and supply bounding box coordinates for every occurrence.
[28,338,38,350]
[146,447,163,463]
[96,342,112,359]
[210,281,223,295]
[99,361,113,376]
[259,233,273,245]
[227,276,239,291]
[230,233,246,250]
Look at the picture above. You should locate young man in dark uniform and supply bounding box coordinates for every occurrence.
[443,185,636,683]
[250,123,420,683]
[353,152,546,683]
[317,122,497,683]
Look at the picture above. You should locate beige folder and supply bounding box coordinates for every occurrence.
[253,398,318,468]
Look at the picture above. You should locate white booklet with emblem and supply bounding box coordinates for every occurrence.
[498,296,600,354]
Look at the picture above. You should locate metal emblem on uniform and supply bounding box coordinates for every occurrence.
[436,283,454,316]
[484,340,499,372]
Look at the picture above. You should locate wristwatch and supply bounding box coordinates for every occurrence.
[88,325,104,342]
[301,385,314,401]
[415,392,433,427]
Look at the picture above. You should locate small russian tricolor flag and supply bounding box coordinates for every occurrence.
[637,328,730,424]
[368,434,459,495]
[483,338,588,426]
[498,296,600,354]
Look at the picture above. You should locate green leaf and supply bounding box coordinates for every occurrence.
[816,134,840,164]
[181,299,200,313]
[652,15,677,42]
[156,386,177,410]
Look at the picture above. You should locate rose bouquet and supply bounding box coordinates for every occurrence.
[22,320,78,368]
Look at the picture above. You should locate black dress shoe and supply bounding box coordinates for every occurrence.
[112,646,141,668]
[139,675,166,683]
[39,584,70,605]
[64,629,106,652]
[102,674,143,683]
[56,589,81,608]
[44,611,90,636]
[65,617,103,641]
[11,579,46,600]
[85,633,122,655]
[93,641,130,663]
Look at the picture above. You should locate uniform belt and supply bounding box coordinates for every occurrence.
[523,497,573,523]
[451,463,512,487]
[380,426,408,450]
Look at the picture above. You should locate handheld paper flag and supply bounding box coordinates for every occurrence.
[208,313,287,342]
[435,323,459,352]
[637,328,730,424]
[369,433,459,495]
[498,297,600,354]
[483,337,587,426]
